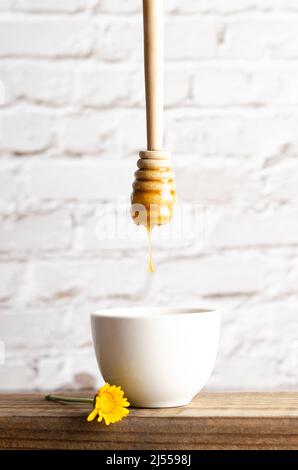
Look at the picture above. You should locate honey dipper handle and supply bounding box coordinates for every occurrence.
[143,0,164,151]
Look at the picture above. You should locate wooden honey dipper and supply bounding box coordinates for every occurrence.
[131,0,176,271]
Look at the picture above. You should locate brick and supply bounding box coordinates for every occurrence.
[0,210,72,252]
[206,207,298,247]
[175,160,261,204]
[0,262,25,300]
[209,297,298,389]
[0,161,20,209]
[15,0,95,12]
[0,361,36,390]
[75,65,132,107]
[167,113,298,157]
[37,357,73,390]
[0,106,53,153]
[116,111,146,154]
[125,70,144,106]
[0,78,5,104]
[165,19,219,60]
[97,0,140,13]
[282,0,298,11]
[0,0,15,10]
[271,252,298,295]
[270,301,298,382]
[0,307,73,349]
[95,20,142,61]
[0,62,75,105]
[59,110,145,155]
[265,161,298,203]
[149,252,266,298]
[250,67,282,105]
[250,66,298,105]
[165,69,190,106]
[0,18,93,58]
[0,63,23,104]
[177,0,273,13]
[225,302,276,358]
[97,0,179,14]
[30,257,147,301]
[209,355,278,390]
[191,65,298,108]
[26,160,133,200]
[37,351,103,390]
[59,112,115,154]
[193,67,250,106]
[224,19,298,59]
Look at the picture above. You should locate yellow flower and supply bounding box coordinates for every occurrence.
[87,383,130,426]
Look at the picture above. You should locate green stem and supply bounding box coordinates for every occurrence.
[45,394,93,404]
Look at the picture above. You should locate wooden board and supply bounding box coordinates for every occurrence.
[0,392,298,450]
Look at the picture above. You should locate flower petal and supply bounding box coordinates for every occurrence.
[87,409,98,422]
[104,415,110,425]
[121,399,130,407]
[89,383,130,426]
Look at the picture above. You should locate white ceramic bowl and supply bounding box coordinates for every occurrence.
[91,307,221,408]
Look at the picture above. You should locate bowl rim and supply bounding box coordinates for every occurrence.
[91,307,220,319]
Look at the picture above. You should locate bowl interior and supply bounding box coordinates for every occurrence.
[91,307,217,319]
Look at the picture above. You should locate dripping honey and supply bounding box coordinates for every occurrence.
[147,227,154,273]
[131,152,176,272]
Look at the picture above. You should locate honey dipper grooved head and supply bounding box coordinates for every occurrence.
[131,150,176,229]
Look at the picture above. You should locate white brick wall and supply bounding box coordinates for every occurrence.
[0,0,297,392]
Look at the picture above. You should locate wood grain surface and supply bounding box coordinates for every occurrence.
[0,392,298,450]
